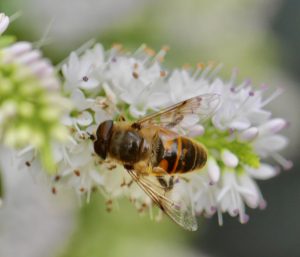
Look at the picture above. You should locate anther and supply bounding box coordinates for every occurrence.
[74,170,81,176]
[132,71,139,79]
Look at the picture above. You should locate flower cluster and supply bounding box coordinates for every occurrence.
[0,13,69,172]
[31,42,290,224]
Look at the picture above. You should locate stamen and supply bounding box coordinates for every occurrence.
[207,63,223,81]
[199,63,213,80]
[74,170,81,176]
[132,71,139,79]
[154,45,169,62]
[271,153,293,170]
[17,145,34,157]
[261,87,284,107]
[259,199,267,210]
[111,43,123,52]
[33,16,55,49]
[52,187,57,194]
[217,209,223,226]
[133,44,147,57]
[54,175,61,182]
[192,63,204,79]
[160,70,167,77]
[240,214,249,224]
[144,47,156,57]
[229,67,239,86]
[9,11,22,23]
[55,39,95,71]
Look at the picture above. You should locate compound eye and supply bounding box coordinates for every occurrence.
[94,120,113,159]
[94,139,107,159]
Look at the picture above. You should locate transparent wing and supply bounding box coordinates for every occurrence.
[136,93,220,129]
[126,169,198,231]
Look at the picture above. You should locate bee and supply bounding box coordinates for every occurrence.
[93,94,220,231]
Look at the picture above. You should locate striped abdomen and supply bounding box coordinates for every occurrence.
[156,137,207,174]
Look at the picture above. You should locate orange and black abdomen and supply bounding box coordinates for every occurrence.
[157,137,207,174]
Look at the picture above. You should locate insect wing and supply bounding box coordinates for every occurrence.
[126,169,198,231]
[136,93,220,129]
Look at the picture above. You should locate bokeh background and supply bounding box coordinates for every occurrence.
[0,0,299,257]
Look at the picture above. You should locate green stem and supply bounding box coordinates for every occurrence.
[0,164,3,206]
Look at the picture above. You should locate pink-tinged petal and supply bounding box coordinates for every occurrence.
[16,50,41,65]
[246,163,278,180]
[239,127,258,142]
[259,118,287,136]
[5,42,32,56]
[0,13,9,35]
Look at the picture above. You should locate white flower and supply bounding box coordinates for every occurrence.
[20,43,290,226]
[62,47,103,92]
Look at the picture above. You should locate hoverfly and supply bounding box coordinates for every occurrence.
[93,94,220,231]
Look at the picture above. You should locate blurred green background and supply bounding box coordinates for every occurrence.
[0,0,300,257]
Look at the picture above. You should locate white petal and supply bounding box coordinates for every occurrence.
[259,118,287,136]
[238,174,260,208]
[207,158,220,184]
[256,135,288,153]
[76,111,93,126]
[79,77,99,90]
[229,117,251,130]
[148,93,170,109]
[247,109,271,124]
[246,163,278,180]
[71,89,92,111]
[129,105,146,118]
[221,149,239,168]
